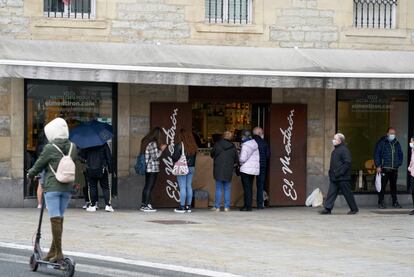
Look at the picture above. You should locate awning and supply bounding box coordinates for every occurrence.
[1,38,414,89]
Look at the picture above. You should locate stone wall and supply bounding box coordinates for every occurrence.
[270,0,338,48]
[1,0,414,50]
[0,0,29,39]
[111,0,191,44]
[0,78,11,177]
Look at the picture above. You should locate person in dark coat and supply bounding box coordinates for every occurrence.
[253,127,270,209]
[80,143,114,212]
[320,133,359,215]
[374,127,404,209]
[210,131,238,212]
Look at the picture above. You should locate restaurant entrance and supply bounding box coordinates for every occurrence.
[149,87,308,208]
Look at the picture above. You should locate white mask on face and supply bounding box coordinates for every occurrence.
[410,142,414,148]
[332,139,338,146]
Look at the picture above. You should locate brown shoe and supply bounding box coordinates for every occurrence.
[49,217,64,263]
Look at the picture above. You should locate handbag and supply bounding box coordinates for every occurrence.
[134,154,146,175]
[375,172,382,192]
[172,142,189,176]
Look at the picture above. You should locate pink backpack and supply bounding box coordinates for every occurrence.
[49,143,76,183]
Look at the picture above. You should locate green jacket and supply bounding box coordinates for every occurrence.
[28,138,78,192]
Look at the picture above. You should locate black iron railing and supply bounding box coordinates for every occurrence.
[353,0,398,29]
[205,0,252,24]
[44,0,93,19]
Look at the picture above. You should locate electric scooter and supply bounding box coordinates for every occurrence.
[29,193,75,276]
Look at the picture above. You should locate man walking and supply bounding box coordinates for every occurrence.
[320,133,359,215]
[374,127,403,209]
[252,127,270,209]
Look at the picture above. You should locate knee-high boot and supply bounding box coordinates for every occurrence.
[42,217,58,261]
[50,217,63,262]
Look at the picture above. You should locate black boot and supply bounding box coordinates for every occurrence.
[319,208,331,215]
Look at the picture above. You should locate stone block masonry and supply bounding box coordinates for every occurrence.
[111,0,191,44]
[270,0,339,48]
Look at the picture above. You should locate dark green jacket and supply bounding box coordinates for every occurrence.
[28,138,77,192]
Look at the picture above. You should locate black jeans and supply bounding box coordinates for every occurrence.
[142,172,158,205]
[324,180,358,212]
[241,173,254,209]
[83,172,90,203]
[87,169,110,206]
[256,168,266,208]
[378,169,398,204]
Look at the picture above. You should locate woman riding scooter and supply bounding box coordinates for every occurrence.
[27,118,77,263]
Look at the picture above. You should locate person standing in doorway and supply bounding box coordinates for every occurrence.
[374,127,404,209]
[239,130,260,212]
[81,143,114,212]
[320,133,359,215]
[27,117,77,263]
[211,131,238,212]
[252,127,270,209]
[140,127,167,212]
[172,129,198,213]
[408,136,414,215]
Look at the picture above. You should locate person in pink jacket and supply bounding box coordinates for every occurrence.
[239,130,260,211]
[408,136,414,215]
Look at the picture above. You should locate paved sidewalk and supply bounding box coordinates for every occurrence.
[0,207,413,277]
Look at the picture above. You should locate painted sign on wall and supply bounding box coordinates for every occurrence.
[150,103,192,207]
[268,104,307,206]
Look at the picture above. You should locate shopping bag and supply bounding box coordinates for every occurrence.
[305,188,323,207]
[312,189,323,207]
[172,142,189,176]
[375,172,382,192]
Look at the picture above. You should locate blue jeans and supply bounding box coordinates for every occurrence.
[214,180,231,209]
[176,167,195,207]
[44,191,71,218]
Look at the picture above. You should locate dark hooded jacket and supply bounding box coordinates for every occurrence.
[210,139,238,182]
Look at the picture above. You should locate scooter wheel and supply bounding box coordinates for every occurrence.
[29,254,38,271]
[62,258,75,277]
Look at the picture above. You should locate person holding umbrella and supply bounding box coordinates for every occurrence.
[79,143,114,212]
[70,120,114,213]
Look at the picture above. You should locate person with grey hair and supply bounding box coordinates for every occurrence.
[320,133,359,215]
[252,127,270,209]
[239,130,260,211]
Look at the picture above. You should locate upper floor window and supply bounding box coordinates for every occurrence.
[205,0,253,24]
[44,0,95,19]
[353,0,398,29]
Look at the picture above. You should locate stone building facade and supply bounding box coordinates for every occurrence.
[0,0,413,207]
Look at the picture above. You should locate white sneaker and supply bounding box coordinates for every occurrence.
[105,205,114,212]
[37,204,42,209]
[82,202,90,209]
[140,205,157,212]
[86,205,97,212]
[211,207,220,212]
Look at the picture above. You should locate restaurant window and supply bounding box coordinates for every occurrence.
[353,0,398,29]
[192,102,253,148]
[337,91,409,193]
[24,80,116,199]
[44,0,95,19]
[205,0,253,24]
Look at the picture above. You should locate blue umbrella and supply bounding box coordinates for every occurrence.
[69,120,113,149]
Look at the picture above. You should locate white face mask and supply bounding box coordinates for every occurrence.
[332,139,338,146]
[410,142,414,148]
